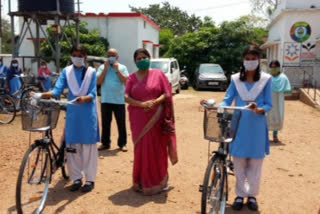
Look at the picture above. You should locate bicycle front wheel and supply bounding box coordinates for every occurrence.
[201,155,227,214]
[0,94,16,124]
[60,141,69,180]
[16,144,51,214]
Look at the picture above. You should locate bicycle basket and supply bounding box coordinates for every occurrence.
[203,108,242,142]
[20,75,35,86]
[21,98,60,131]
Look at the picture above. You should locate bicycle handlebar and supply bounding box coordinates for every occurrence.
[37,98,77,106]
[201,100,253,111]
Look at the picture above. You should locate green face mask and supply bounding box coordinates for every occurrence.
[136,59,150,70]
[270,68,280,76]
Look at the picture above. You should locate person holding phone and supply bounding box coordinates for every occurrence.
[97,48,129,152]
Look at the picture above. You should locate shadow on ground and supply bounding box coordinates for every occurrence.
[108,187,174,207]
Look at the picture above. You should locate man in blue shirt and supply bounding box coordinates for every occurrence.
[97,48,129,151]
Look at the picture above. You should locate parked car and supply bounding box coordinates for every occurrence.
[179,66,189,90]
[150,58,181,94]
[194,63,228,91]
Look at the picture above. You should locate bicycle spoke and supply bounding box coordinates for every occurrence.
[16,145,50,214]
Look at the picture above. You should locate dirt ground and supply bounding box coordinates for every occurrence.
[0,89,320,214]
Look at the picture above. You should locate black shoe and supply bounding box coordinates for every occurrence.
[81,181,94,193]
[232,196,244,211]
[69,179,82,192]
[119,146,128,152]
[98,144,110,151]
[247,197,258,211]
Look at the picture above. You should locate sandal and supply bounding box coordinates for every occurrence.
[232,196,244,211]
[247,197,258,211]
[273,136,280,143]
[81,181,95,193]
[69,179,82,192]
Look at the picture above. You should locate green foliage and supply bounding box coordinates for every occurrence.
[159,28,174,56]
[1,19,12,53]
[130,1,202,35]
[40,21,109,68]
[166,17,268,82]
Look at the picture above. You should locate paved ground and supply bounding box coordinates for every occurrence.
[0,89,320,214]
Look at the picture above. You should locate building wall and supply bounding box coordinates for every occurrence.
[107,17,140,72]
[285,0,320,9]
[81,16,108,38]
[266,8,320,88]
[137,19,160,58]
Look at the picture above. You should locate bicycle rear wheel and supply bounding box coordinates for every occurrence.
[0,94,16,124]
[16,144,51,214]
[201,155,227,214]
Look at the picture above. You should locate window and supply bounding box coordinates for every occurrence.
[199,64,223,73]
[150,61,169,73]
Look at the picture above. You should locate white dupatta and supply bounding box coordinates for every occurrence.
[65,65,95,96]
[232,72,271,102]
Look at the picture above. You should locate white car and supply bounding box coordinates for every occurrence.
[150,58,181,94]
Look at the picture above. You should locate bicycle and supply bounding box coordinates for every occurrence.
[15,96,76,214]
[199,100,250,214]
[0,77,16,124]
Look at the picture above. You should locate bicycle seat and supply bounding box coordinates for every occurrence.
[26,126,51,132]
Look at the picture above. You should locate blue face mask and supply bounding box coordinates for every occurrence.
[0,62,2,66]
[108,57,116,64]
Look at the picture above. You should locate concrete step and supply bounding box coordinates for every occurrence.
[299,88,320,109]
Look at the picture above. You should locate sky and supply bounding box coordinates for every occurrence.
[2,0,253,25]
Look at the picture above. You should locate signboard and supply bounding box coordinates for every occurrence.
[301,42,316,65]
[283,42,301,66]
[290,22,312,43]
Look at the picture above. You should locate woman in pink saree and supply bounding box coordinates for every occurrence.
[125,48,178,195]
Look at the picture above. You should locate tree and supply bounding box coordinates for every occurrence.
[166,17,268,82]
[249,0,278,17]
[1,19,13,53]
[130,1,202,35]
[41,21,109,67]
[159,28,174,56]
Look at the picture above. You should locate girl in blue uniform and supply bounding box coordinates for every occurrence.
[36,45,100,193]
[220,46,272,211]
[0,57,8,88]
[7,59,22,96]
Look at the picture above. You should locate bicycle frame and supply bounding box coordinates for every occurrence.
[33,129,65,177]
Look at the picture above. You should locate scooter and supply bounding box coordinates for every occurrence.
[179,67,189,90]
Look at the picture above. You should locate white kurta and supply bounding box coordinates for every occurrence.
[267,92,285,131]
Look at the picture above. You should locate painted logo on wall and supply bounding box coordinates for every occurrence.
[290,22,311,43]
[301,42,316,63]
[283,42,301,66]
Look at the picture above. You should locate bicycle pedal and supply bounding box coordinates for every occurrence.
[199,185,203,192]
[66,147,76,153]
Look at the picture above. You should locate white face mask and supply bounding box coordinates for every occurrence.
[41,65,47,69]
[12,63,18,68]
[243,60,259,71]
[71,57,84,67]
